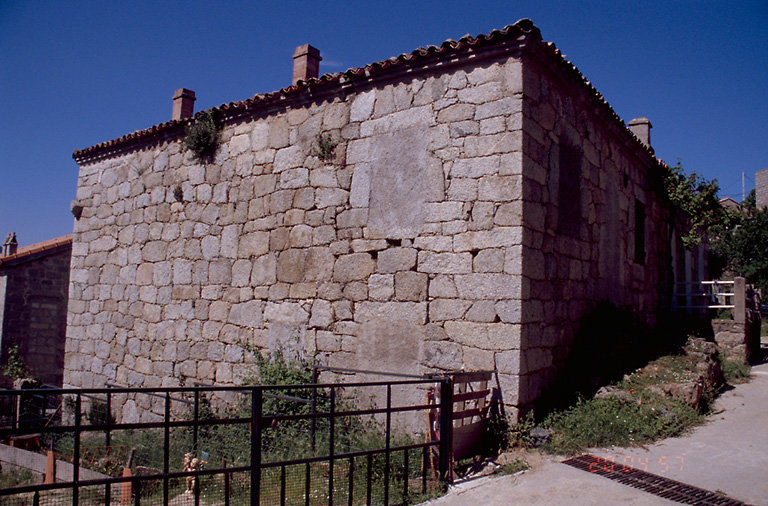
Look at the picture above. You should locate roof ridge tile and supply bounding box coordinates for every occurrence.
[72,18,660,166]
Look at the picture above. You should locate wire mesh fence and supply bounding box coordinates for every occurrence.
[0,379,450,505]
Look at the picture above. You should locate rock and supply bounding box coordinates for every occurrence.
[663,380,704,409]
[595,385,637,404]
[527,427,551,448]
[649,380,704,409]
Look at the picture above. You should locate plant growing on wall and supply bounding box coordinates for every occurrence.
[173,184,184,202]
[314,132,338,162]
[183,110,221,161]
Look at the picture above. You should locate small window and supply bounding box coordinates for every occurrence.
[634,199,646,264]
[557,143,582,237]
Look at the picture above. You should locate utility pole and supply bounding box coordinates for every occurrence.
[742,172,745,202]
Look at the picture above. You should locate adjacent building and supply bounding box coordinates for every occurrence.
[0,234,72,387]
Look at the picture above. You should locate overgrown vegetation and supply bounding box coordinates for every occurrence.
[540,395,702,455]
[0,466,35,489]
[664,163,768,292]
[719,356,751,384]
[43,349,442,504]
[314,132,338,162]
[662,162,724,249]
[512,333,748,456]
[2,344,29,380]
[711,193,768,292]
[183,110,221,161]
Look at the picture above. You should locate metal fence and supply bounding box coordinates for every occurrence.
[0,378,452,505]
[672,279,736,311]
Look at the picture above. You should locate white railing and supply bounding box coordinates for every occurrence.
[672,280,735,310]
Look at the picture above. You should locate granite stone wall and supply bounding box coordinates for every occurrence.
[65,57,529,421]
[756,168,768,210]
[0,245,71,387]
[515,54,671,409]
[65,39,672,422]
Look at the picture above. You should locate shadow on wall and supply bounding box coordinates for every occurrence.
[534,302,710,414]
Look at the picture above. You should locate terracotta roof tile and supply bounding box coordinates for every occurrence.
[72,18,659,165]
[0,235,73,265]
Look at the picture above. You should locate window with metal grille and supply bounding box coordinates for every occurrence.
[634,199,646,264]
[558,143,582,237]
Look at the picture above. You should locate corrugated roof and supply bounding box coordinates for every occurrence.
[72,18,657,164]
[0,235,73,266]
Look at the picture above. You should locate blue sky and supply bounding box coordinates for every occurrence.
[1,1,766,245]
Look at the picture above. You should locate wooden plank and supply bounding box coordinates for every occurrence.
[452,405,490,421]
[453,420,487,461]
[448,371,493,382]
[476,380,488,412]
[455,381,466,427]
[453,389,490,403]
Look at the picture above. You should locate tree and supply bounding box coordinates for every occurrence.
[712,205,768,293]
[662,163,724,248]
[663,164,768,291]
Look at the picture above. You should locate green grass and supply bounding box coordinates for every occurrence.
[721,358,751,384]
[618,353,699,389]
[0,467,36,489]
[519,350,713,456]
[497,459,529,475]
[541,396,702,455]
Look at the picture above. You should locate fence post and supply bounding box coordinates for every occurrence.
[44,450,55,484]
[193,390,200,455]
[734,277,746,323]
[250,387,262,506]
[311,366,318,454]
[105,388,112,506]
[73,394,81,506]
[223,459,230,506]
[329,386,336,506]
[163,392,170,505]
[384,384,391,505]
[438,377,453,487]
[121,467,133,504]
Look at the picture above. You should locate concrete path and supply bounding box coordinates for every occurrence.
[426,359,768,506]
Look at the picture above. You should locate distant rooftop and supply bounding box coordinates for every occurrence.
[0,235,73,266]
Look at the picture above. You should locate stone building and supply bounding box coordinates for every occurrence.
[0,234,72,387]
[755,168,768,210]
[65,19,673,420]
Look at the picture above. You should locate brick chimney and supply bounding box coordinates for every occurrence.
[3,232,18,256]
[292,44,322,85]
[172,88,196,120]
[628,117,653,152]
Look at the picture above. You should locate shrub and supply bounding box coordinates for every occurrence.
[173,184,184,202]
[314,132,337,162]
[183,110,221,161]
[2,344,29,380]
[0,467,35,489]
[509,411,537,448]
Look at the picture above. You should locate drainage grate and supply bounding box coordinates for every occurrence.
[563,454,748,505]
